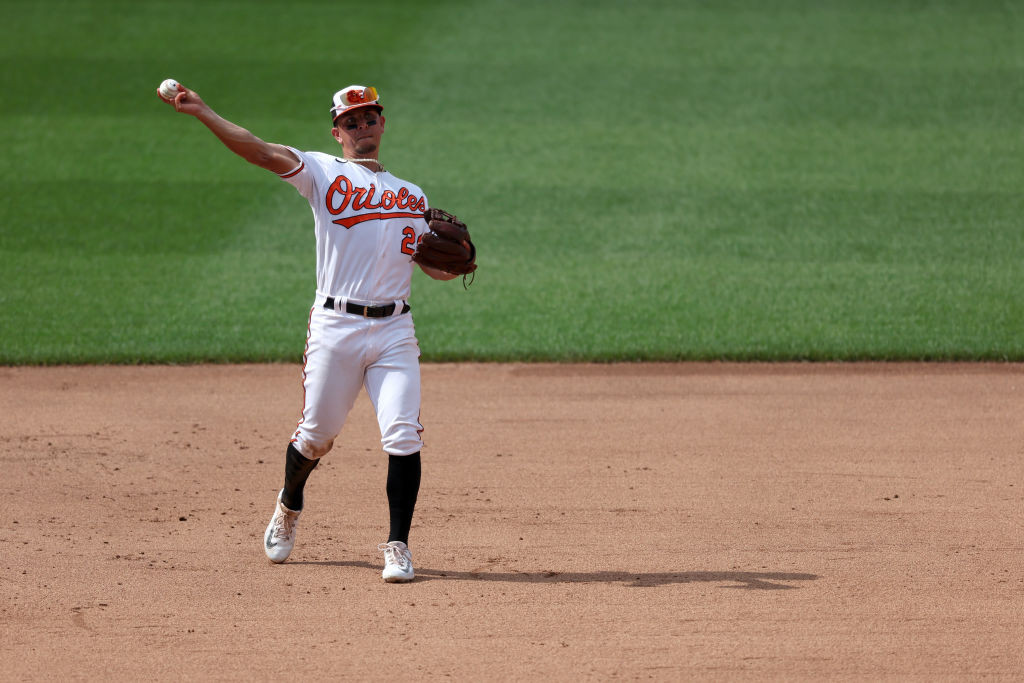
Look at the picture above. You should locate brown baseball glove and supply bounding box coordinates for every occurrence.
[412,208,477,276]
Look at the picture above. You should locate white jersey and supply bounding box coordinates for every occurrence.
[278,148,429,303]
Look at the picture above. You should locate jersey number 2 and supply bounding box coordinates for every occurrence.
[400,226,419,256]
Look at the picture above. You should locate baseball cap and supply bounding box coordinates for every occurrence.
[330,85,382,123]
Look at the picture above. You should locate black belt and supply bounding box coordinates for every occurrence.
[323,297,410,318]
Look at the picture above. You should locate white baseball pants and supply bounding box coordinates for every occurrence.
[291,302,423,459]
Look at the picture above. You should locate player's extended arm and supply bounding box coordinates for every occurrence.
[159,82,299,175]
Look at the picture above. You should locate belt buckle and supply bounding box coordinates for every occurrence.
[362,305,370,317]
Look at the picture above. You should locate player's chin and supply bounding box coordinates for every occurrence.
[354,140,379,155]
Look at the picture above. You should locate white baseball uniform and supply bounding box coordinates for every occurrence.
[278,148,430,459]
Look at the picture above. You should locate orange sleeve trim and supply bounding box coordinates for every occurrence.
[279,161,305,179]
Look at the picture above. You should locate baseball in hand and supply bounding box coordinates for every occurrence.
[158,78,180,101]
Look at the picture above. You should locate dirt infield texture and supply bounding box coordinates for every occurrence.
[2,363,1022,681]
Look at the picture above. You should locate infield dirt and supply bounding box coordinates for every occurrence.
[2,363,1022,680]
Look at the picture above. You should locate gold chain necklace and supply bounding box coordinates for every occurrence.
[344,158,385,172]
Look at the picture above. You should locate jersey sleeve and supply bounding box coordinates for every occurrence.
[276,147,319,200]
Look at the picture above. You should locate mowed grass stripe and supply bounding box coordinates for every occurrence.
[1,1,1022,362]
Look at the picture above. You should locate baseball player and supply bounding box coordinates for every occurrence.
[159,81,471,582]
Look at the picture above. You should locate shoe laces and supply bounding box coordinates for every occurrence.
[273,509,298,540]
[378,542,410,568]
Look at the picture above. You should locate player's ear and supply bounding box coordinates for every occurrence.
[378,115,385,130]
[331,126,342,143]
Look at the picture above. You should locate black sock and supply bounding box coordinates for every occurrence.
[386,452,421,545]
[281,443,319,511]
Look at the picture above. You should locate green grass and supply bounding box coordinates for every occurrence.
[2,0,1023,363]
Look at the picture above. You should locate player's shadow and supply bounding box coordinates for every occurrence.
[294,561,817,589]
[415,568,818,589]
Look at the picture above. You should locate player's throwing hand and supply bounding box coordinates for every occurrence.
[156,80,207,117]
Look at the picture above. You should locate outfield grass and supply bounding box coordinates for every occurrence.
[2,0,1022,362]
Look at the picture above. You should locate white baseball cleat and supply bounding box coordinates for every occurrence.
[378,541,415,582]
[264,490,301,563]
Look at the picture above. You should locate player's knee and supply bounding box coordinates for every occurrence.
[381,423,423,456]
[292,436,335,459]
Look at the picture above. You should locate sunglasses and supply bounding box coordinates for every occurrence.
[344,86,378,105]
